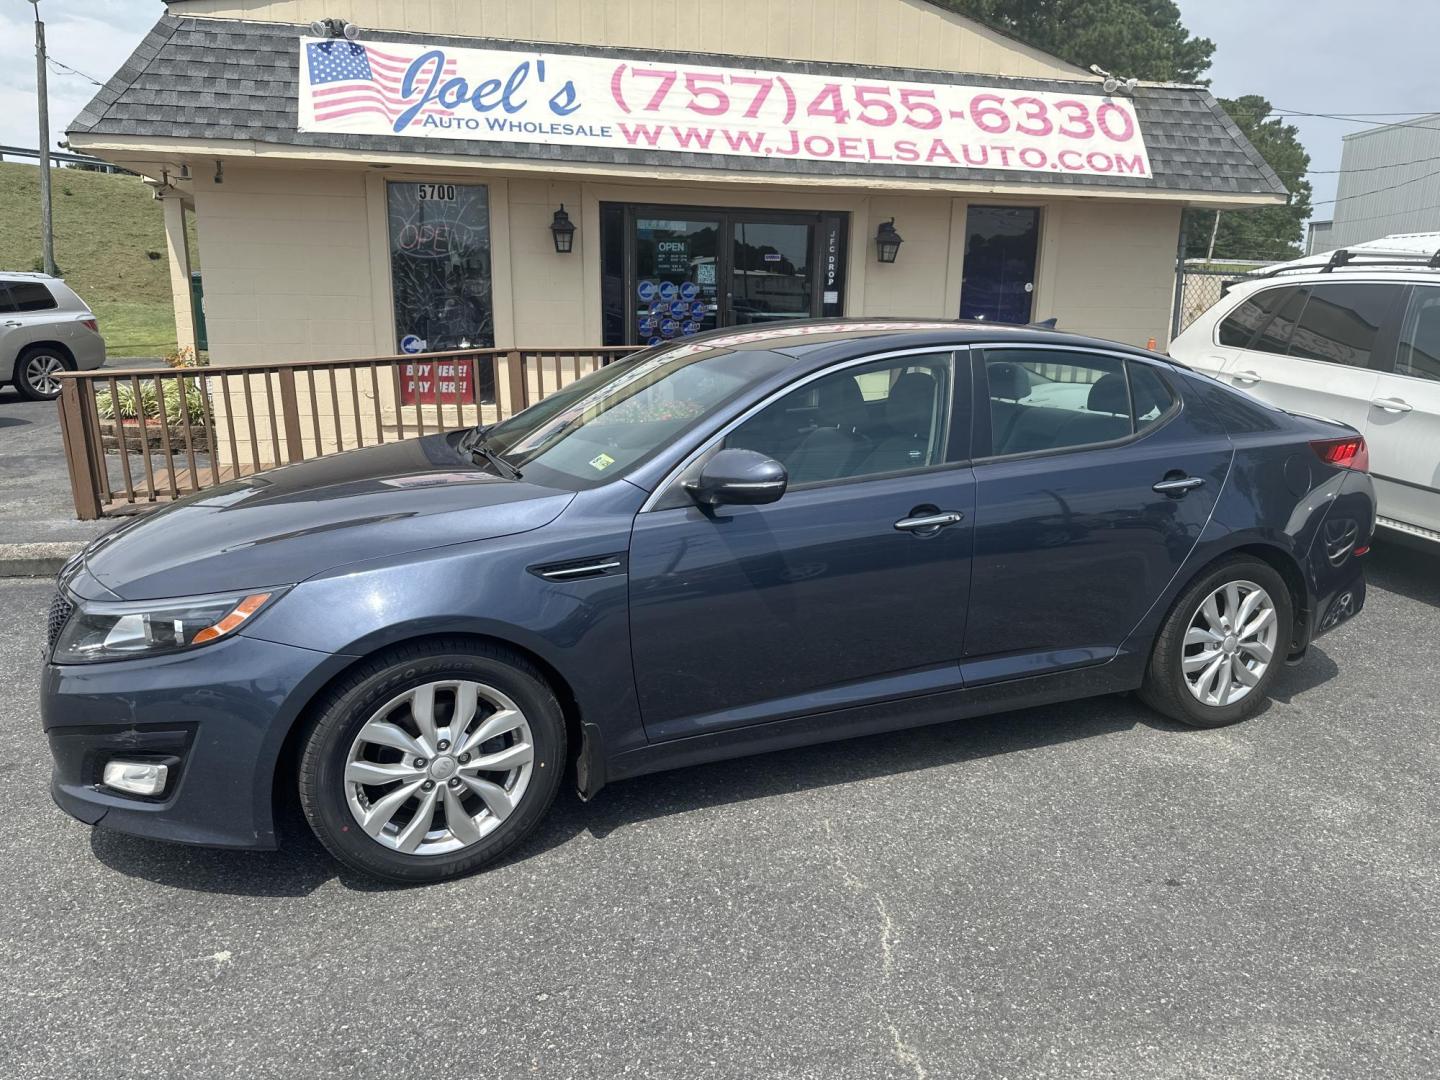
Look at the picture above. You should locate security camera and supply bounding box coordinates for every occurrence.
[310,17,361,39]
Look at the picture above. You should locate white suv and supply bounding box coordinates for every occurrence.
[1171,243,1440,543]
[0,273,106,400]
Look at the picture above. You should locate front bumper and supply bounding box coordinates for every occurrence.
[42,631,351,850]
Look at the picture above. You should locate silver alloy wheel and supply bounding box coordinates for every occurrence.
[1181,579,1279,707]
[24,353,65,397]
[343,679,534,856]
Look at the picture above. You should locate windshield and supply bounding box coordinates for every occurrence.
[475,343,795,489]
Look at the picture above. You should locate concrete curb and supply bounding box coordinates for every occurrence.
[0,542,84,578]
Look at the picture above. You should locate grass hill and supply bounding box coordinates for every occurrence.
[0,160,199,357]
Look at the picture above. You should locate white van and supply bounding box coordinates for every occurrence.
[1171,242,1440,543]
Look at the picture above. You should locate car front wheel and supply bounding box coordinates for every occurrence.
[299,640,566,883]
[1139,556,1292,728]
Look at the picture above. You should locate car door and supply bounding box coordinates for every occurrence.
[1217,280,1402,435]
[627,348,975,741]
[1367,283,1440,533]
[0,284,21,380]
[963,346,1232,683]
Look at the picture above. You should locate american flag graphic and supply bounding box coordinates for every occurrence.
[305,41,458,125]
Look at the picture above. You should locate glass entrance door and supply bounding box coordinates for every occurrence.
[960,206,1041,325]
[634,214,722,345]
[730,218,815,326]
[605,205,846,346]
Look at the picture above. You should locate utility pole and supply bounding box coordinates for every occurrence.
[30,0,57,277]
[1205,209,1221,265]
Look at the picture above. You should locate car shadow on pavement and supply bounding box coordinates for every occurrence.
[85,587,1363,897]
[1366,537,1440,609]
[88,694,1178,896]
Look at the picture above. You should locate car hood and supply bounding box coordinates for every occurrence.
[77,434,574,600]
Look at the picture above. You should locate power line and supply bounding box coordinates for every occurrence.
[1312,167,1440,208]
[45,55,103,87]
[1309,154,1440,176]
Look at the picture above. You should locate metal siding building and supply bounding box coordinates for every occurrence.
[1325,113,1440,251]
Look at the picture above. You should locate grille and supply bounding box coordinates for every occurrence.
[46,591,74,656]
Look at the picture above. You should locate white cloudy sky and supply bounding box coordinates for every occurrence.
[3,0,1439,220]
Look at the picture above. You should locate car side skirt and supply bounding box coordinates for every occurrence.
[602,653,1146,788]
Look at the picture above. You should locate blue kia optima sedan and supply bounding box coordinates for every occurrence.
[41,321,1374,882]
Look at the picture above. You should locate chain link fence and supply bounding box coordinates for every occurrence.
[1174,261,1272,334]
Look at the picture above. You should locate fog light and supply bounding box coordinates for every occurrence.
[102,760,168,797]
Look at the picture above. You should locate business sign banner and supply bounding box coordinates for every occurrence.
[299,38,1151,179]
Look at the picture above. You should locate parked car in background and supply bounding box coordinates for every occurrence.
[1171,237,1440,544]
[42,320,1374,883]
[0,273,106,400]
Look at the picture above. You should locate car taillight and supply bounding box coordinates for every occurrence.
[80,318,98,332]
[1311,435,1369,472]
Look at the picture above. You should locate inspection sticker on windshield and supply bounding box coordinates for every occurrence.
[589,453,616,472]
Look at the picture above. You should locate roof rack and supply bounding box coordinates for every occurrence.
[1252,246,1440,280]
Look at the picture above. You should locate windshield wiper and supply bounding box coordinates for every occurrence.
[466,429,523,481]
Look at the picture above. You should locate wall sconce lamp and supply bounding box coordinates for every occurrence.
[550,205,576,254]
[875,218,903,263]
[213,160,224,184]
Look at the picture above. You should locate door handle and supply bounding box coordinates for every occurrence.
[1153,476,1206,495]
[1230,370,1262,384]
[3,320,22,328]
[894,511,965,533]
[1370,396,1413,414]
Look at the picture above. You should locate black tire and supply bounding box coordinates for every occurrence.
[1139,556,1293,729]
[13,345,72,401]
[298,639,566,883]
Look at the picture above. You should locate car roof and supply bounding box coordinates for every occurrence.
[661,317,1169,368]
[0,271,62,282]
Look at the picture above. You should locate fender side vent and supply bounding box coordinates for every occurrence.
[531,555,626,582]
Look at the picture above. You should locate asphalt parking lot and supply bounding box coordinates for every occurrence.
[1,540,1437,1080]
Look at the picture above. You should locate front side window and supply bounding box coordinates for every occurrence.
[724,353,955,485]
[6,282,57,312]
[983,350,1174,456]
[1287,282,1394,367]
[1397,285,1440,382]
[1218,286,1297,348]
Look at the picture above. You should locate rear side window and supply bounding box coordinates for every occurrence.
[5,282,57,312]
[982,350,1175,456]
[1397,285,1440,382]
[1217,286,1297,347]
[0,286,15,314]
[1250,287,1308,355]
[1130,364,1177,431]
[1287,282,1394,367]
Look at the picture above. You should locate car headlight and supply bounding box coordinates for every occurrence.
[51,588,289,664]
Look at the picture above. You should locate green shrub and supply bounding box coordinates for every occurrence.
[95,377,206,425]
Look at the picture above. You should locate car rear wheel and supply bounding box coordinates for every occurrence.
[1139,556,1292,728]
[298,640,566,883]
[14,345,72,401]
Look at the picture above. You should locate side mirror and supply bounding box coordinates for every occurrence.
[684,448,788,507]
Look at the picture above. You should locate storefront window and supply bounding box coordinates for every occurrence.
[387,182,494,350]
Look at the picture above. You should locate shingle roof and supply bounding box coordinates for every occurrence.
[71,15,1287,199]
